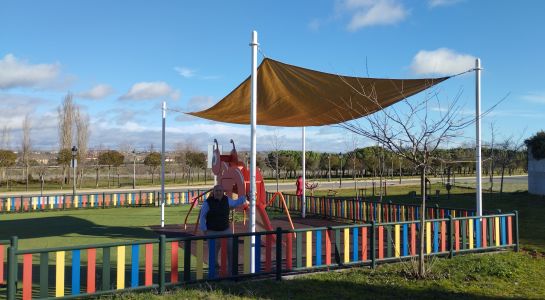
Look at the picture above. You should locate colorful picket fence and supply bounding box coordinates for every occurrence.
[5,212,518,299]
[267,192,491,224]
[0,189,208,214]
[1,239,9,286]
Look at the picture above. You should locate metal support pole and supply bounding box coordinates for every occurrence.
[249,30,259,273]
[371,222,376,269]
[7,236,18,300]
[514,210,519,252]
[161,101,166,227]
[276,227,283,280]
[302,127,306,218]
[328,155,331,182]
[72,159,76,198]
[339,153,343,188]
[475,58,483,217]
[133,150,136,189]
[158,235,166,293]
[448,215,454,258]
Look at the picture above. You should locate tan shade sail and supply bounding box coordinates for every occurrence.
[189,58,449,127]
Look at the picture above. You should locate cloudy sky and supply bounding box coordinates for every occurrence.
[1,0,543,153]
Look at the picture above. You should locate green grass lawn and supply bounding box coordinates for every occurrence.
[1,183,543,251]
[114,252,545,300]
[313,183,545,252]
[2,184,544,299]
[0,206,196,249]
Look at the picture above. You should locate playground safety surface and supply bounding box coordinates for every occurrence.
[151,216,350,238]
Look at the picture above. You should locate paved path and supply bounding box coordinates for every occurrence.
[0,175,527,197]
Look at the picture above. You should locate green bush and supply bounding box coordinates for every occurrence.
[525,131,545,160]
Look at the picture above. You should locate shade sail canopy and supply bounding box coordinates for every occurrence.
[189,58,449,127]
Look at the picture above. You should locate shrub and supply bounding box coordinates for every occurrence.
[525,131,545,160]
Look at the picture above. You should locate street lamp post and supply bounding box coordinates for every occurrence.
[339,152,343,188]
[71,146,78,198]
[132,149,136,189]
[399,141,403,184]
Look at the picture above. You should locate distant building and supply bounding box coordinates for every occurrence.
[528,150,545,195]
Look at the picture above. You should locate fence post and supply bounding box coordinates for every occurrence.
[276,227,283,281]
[7,236,18,300]
[514,210,519,252]
[352,198,356,223]
[159,235,166,294]
[232,235,239,279]
[371,221,376,269]
[448,215,454,258]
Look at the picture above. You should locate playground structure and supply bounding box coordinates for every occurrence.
[183,139,295,234]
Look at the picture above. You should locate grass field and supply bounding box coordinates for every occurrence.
[2,183,544,299]
[0,206,196,249]
[314,183,545,252]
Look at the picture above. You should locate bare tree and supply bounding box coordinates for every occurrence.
[1,125,12,149]
[58,93,75,185]
[118,142,135,187]
[21,114,32,191]
[36,165,47,196]
[336,80,476,277]
[497,132,525,198]
[488,122,496,192]
[269,129,285,192]
[75,108,90,188]
[93,146,103,188]
[175,142,191,184]
[344,133,359,193]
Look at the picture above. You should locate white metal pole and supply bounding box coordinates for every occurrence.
[475,59,482,217]
[249,30,258,273]
[133,150,136,189]
[73,156,77,198]
[161,101,166,227]
[302,127,306,218]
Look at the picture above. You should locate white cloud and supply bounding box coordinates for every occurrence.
[174,66,196,78]
[119,81,180,100]
[174,96,217,122]
[0,53,61,89]
[174,66,218,80]
[0,93,45,129]
[428,0,462,8]
[522,92,545,104]
[76,84,114,100]
[338,0,408,31]
[0,93,58,150]
[308,19,321,31]
[410,48,475,76]
[186,96,215,111]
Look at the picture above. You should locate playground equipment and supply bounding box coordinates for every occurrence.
[183,139,294,234]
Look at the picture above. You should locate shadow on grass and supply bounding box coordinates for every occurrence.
[382,190,545,251]
[0,216,157,240]
[177,276,514,300]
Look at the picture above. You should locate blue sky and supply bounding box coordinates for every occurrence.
[1,0,544,153]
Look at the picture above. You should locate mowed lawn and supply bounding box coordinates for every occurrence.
[314,183,545,251]
[1,184,545,299]
[0,206,196,249]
